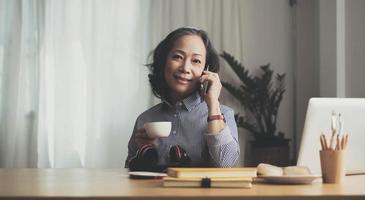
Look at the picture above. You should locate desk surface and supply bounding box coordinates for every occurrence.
[0,168,364,200]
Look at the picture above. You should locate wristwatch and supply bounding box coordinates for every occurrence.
[207,114,225,122]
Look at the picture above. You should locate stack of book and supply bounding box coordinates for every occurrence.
[163,167,257,188]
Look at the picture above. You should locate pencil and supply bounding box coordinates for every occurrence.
[336,134,340,150]
[321,133,328,150]
[343,134,349,149]
[320,135,325,150]
[340,135,345,150]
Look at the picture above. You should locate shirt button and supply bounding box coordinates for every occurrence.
[178,102,183,106]
[172,130,176,135]
[174,114,177,117]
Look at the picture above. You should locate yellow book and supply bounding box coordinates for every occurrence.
[167,167,257,178]
[163,176,253,188]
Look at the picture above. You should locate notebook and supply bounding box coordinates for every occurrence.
[297,98,365,175]
[163,177,253,188]
[167,167,257,178]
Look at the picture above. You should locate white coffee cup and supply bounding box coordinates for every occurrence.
[143,122,172,139]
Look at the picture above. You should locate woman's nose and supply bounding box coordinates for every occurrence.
[180,60,192,73]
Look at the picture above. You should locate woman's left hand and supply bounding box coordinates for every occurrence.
[199,71,222,110]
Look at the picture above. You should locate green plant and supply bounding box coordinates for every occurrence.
[220,51,286,141]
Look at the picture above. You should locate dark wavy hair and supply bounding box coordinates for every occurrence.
[147,27,220,100]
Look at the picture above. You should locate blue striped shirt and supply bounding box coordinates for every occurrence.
[125,92,240,168]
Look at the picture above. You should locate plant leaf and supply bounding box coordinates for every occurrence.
[220,51,286,139]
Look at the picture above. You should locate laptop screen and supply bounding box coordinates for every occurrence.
[297,98,365,175]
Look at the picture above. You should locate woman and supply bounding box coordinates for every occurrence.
[125,27,239,171]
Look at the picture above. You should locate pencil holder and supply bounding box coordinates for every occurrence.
[319,150,345,183]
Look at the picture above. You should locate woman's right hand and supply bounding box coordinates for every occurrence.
[134,128,159,148]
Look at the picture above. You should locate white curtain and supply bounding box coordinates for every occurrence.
[0,0,151,168]
[0,0,43,167]
[148,0,245,61]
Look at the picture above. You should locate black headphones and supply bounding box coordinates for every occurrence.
[169,145,191,167]
[129,144,191,172]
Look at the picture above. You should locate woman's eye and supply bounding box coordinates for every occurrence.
[172,55,183,60]
[193,59,201,64]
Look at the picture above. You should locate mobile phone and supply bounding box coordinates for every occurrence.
[200,65,210,100]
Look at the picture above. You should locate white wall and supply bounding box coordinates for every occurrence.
[318,0,340,97]
[346,0,365,97]
[317,0,365,98]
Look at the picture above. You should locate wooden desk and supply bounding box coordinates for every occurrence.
[0,168,364,199]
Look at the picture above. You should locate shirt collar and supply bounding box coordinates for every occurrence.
[162,91,202,112]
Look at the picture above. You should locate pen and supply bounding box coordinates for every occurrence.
[329,111,337,150]
[338,113,343,136]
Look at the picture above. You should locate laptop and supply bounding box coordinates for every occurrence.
[297,98,365,175]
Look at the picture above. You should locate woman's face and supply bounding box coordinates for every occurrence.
[164,34,206,100]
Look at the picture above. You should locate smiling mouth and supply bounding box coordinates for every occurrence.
[174,75,192,84]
